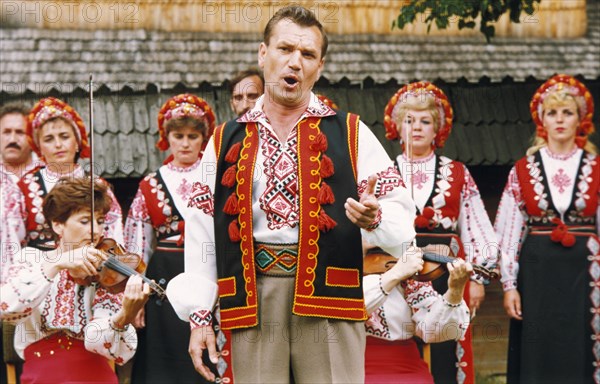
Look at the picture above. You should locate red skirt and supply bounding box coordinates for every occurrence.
[365,337,433,384]
[21,332,117,384]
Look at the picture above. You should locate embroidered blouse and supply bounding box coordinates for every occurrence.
[396,154,498,269]
[495,148,600,291]
[168,93,417,322]
[1,172,26,284]
[125,159,201,263]
[0,247,138,364]
[363,275,469,342]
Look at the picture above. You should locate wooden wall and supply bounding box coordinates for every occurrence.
[1,0,588,38]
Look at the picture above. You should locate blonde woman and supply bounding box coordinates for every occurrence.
[495,74,599,383]
[380,81,498,384]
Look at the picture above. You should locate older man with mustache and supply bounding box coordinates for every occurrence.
[0,103,39,183]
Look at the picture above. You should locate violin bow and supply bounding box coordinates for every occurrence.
[405,113,417,248]
[89,74,95,241]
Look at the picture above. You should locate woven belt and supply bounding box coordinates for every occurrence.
[255,243,298,276]
[529,225,596,236]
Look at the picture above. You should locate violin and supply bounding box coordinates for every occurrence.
[97,238,166,299]
[72,238,167,300]
[363,245,498,282]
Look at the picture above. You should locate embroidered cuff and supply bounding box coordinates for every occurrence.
[365,209,382,232]
[441,295,462,308]
[502,280,518,292]
[40,264,53,283]
[110,319,130,332]
[378,275,389,296]
[190,309,213,331]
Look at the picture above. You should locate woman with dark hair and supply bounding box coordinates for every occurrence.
[495,74,599,383]
[0,177,149,383]
[126,94,216,383]
[15,97,124,251]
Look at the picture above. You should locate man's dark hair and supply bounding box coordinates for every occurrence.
[0,102,30,120]
[263,5,328,58]
[229,68,265,95]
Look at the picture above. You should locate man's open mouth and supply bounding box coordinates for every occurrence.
[284,76,298,85]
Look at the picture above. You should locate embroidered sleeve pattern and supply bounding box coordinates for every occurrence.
[356,166,404,199]
[403,279,437,311]
[91,286,123,313]
[124,188,154,263]
[458,165,499,276]
[405,279,470,343]
[190,309,213,330]
[87,285,136,365]
[494,166,527,291]
[0,251,53,321]
[1,176,26,284]
[104,187,124,244]
[188,182,215,217]
[365,306,392,340]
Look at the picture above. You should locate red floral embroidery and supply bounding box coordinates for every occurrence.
[176,178,193,201]
[357,166,404,198]
[551,168,572,194]
[412,169,429,189]
[188,182,214,216]
[259,127,299,229]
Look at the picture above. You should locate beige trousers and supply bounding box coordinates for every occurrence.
[230,274,365,384]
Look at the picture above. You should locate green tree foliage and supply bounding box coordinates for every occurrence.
[392,0,541,42]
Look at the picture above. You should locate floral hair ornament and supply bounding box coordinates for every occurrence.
[530,74,595,148]
[156,93,216,152]
[316,94,339,110]
[27,97,90,158]
[383,81,453,150]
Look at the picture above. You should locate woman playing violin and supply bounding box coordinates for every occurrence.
[125,94,215,383]
[0,177,150,383]
[495,75,599,383]
[364,243,472,383]
[382,82,498,384]
[14,97,124,251]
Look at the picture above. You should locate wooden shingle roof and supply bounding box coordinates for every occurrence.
[1,3,598,92]
[1,3,599,177]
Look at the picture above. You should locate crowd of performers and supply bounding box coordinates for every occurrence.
[1,5,599,384]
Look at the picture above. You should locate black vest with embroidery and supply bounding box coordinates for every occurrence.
[213,113,366,329]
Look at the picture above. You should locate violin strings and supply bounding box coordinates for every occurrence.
[103,257,166,297]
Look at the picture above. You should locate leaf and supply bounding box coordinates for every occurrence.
[392,0,540,41]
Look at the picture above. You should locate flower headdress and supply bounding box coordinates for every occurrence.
[156,94,216,151]
[383,81,453,150]
[27,97,90,158]
[530,74,595,148]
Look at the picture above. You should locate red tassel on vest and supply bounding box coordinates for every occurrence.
[221,165,237,187]
[223,192,240,215]
[225,142,242,163]
[317,182,335,205]
[318,209,337,232]
[320,155,334,179]
[228,220,241,242]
